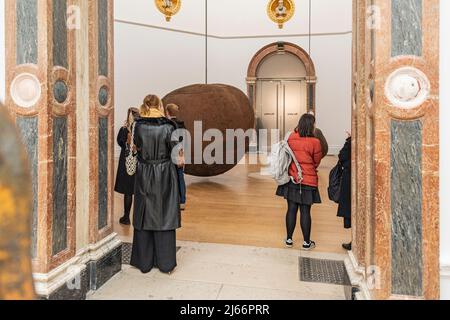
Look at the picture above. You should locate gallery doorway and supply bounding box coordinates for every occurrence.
[247,42,316,144]
[256,79,307,141]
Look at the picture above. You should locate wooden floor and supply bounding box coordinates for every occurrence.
[114,155,351,254]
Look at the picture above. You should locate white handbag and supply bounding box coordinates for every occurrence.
[125,123,137,176]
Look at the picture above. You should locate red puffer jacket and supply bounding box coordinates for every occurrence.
[288,132,323,187]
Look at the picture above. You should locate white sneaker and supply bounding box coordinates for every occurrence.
[285,239,294,248]
[302,241,316,251]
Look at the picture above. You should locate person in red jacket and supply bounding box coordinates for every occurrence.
[276,113,323,250]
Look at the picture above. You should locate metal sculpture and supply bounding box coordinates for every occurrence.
[163,84,255,177]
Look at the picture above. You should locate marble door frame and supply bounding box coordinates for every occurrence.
[246,42,317,119]
[87,0,115,245]
[348,0,440,300]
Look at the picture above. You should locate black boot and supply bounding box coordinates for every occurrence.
[342,242,352,251]
[120,195,132,225]
[119,215,131,225]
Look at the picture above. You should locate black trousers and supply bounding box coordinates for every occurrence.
[130,229,177,274]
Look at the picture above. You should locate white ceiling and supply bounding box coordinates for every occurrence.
[114,0,353,37]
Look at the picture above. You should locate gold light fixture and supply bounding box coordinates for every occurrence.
[155,0,181,22]
[267,0,295,29]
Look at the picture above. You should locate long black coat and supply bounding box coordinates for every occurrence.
[337,137,351,219]
[133,117,181,231]
[114,127,135,195]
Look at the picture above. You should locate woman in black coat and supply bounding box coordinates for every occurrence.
[130,95,182,274]
[115,107,140,225]
[337,135,352,250]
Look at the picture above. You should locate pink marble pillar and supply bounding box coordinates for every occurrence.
[87,0,115,246]
[5,0,77,275]
[348,0,440,300]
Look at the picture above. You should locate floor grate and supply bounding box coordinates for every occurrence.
[299,257,351,286]
[122,243,181,265]
[122,242,133,265]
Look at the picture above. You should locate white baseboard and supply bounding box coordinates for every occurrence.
[33,233,121,297]
[344,251,372,300]
[441,264,450,300]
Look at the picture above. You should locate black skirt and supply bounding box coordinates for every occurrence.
[276,181,322,205]
[114,148,135,195]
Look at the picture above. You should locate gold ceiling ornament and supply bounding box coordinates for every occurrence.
[267,0,295,29]
[155,0,182,22]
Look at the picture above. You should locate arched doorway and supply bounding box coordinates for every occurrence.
[247,42,316,142]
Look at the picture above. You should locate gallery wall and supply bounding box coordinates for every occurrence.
[114,0,352,155]
[207,34,352,154]
[207,0,352,36]
[114,0,206,157]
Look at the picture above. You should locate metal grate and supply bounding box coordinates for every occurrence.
[299,257,350,286]
[122,242,133,265]
[122,243,180,265]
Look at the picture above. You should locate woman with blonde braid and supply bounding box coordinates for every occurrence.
[130,95,182,274]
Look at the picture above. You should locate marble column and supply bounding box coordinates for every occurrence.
[346,0,377,298]
[4,0,120,299]
[347,0,440,300]
[82,0,121,293]
[5,0,77,275]
[439,0,450,300]
[88,0,115,245]
[0,0,5,103]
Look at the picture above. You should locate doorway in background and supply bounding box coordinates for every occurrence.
[256,79,307,142]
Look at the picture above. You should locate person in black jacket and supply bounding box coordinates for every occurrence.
[115,107,140,225]
[337,133,352,250]
[166,103,187,210]
[130,95,182,274]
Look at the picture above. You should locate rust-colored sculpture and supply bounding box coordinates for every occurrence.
[0,103,35,300]
[163,84,255,177]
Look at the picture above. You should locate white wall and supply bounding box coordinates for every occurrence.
[115,0,352,37]
[115,0,206,34]
[440,0,450,300]
[207,34,352,153]
[208,0,352,37]
[114,0,206,155]
[0,0,5,104]
[114,0,352,156]
[114,23,205,122]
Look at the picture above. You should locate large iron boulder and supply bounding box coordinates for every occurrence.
[163,84,255,177]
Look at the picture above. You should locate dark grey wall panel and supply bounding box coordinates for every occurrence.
[17,0,38,65]
[52,117,68,255]
[391,120,423,296]
[98,86,109,106]
[16,116,38,258]
[98,117,108,229]
[54,80,69,104]
[52,0,68,68]
[392,0,423,57]
[98,0,108,76]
